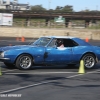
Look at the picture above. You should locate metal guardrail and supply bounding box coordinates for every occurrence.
[0,10,100,19]
[11,21,100,29]
[0,10,99,14]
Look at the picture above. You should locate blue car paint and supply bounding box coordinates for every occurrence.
[3,45,45,63]
[44,47,73,64]
[72,46,95,62]
[93,46,100,60]
[0,36,100,66]
[73,38,92,46]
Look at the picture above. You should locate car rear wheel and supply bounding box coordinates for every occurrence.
[4,62,15,69]
[81,54,96,69]
[15,54,33,70]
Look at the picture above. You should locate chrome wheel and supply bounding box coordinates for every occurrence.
[82,54,96,69]
[16,54,33,70]
[19,56,32,69]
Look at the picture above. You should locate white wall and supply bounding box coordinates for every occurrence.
[0,0,3,5]
[6,0,10,5]
[0,5,6,9]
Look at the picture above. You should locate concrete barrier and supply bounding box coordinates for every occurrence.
[0,27,100,40]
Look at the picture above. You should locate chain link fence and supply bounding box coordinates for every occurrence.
[1,21,100,29]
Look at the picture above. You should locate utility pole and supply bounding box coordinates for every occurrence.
[48,0,51,28]
[48,0,51,10]
[96,5,98,11]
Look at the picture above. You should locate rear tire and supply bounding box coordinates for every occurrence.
[81,54,96,69]
[15,54,33,70]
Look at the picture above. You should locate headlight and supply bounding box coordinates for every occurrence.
[0,52,4,57]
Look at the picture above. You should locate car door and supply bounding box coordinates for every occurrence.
[44,47,73,64]
[44,39,73,64]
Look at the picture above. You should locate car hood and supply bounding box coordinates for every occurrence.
[0,45,37,51]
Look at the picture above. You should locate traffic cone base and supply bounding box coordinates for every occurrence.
[0,67,2,76]
[78,60,85,74]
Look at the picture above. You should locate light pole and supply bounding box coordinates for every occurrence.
[96,5,98,28]
[48,0,51,28]
[96,5,98,11]
[48,0,51,10]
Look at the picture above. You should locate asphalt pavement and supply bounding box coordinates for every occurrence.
[0,37,100,100]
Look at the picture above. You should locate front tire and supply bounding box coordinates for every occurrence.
[15,54,33,70]
[4,62,15,69]
[81,54,96,69]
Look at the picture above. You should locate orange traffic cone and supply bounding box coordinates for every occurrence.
[9,44,12,46]
[85,38,89,42]
[16,37,20,41]
[21,36,25,42]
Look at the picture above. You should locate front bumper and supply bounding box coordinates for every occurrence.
[0,58,10,62]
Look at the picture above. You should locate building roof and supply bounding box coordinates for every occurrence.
[3,1,29,6]
[10,2,29,6]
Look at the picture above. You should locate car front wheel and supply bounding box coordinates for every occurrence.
[15,54,33,70]
[81,54,96,69]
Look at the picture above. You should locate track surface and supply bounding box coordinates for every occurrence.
[0,37,100,100]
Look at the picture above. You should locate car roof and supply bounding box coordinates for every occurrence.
[39,36,91,46]
[42,36,75,39]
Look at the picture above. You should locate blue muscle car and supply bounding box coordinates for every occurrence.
[0,36,100,70]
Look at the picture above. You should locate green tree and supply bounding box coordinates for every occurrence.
[31,5,47,11]
[55,6,63,11]
[62,5,73,12]
[55,5,73,12]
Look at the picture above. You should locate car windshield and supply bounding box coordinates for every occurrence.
[31,37,51,46]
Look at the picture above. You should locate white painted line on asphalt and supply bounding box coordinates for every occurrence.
[5,71,77,75]
[0,69,100,94]
[2,69,18,73]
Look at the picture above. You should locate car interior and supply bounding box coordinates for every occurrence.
[48,38,79,48]
[59,39,79,47]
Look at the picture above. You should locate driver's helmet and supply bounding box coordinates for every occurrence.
[57,39,63,47]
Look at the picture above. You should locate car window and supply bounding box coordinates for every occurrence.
[32,37,51,46]
[48,38,78,48]
[48,39,57,47]
[63,39,79,47]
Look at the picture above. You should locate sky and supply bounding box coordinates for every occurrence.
[18,0,100,11]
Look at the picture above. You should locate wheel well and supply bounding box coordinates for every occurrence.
[14,53,34,64]
[80,52,98,62]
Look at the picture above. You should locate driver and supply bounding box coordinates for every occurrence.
[56,39,64,48]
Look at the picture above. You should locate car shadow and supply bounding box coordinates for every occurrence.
[1,63,100,70]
